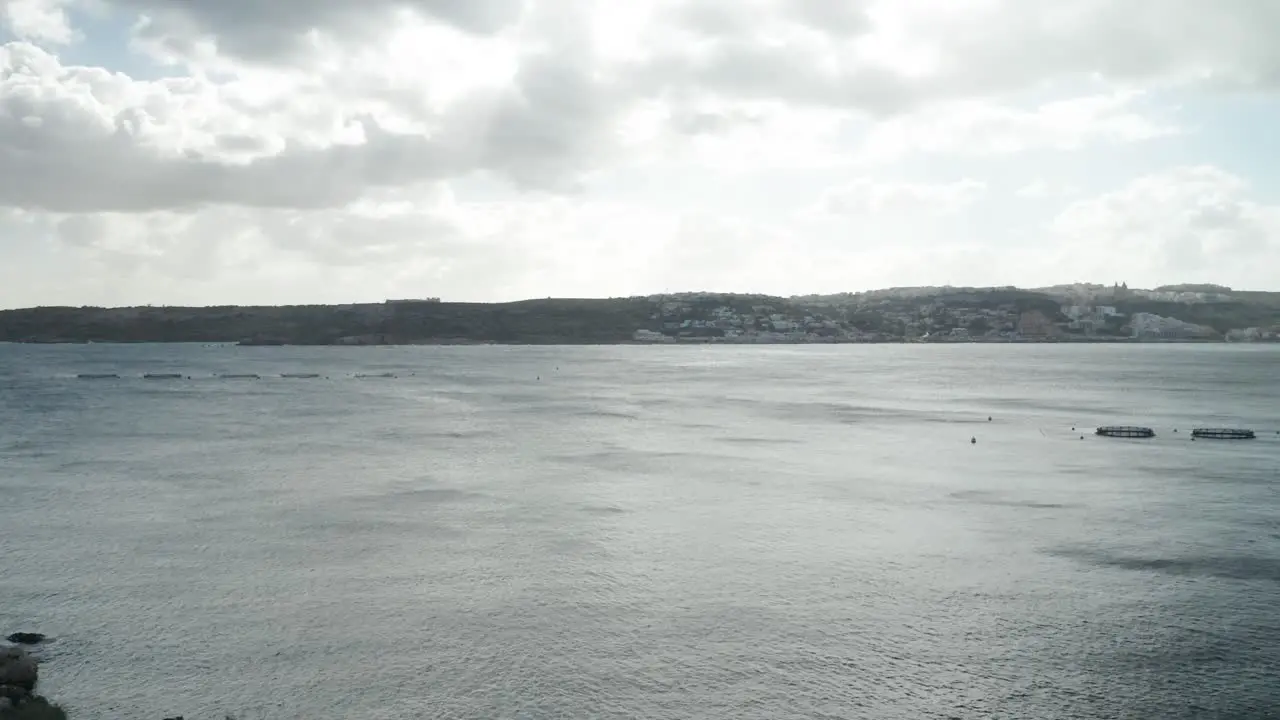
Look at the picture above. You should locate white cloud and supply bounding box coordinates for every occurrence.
[1017,179,1081,199]
[860,92,1179,161]
[1049,166,1280,288]
[121,0,524,62]
[618,99,858,172]
[865,0,1280,95]
[0,39,620,212]
[0,0,78,44]
[106,0,1280,101]
[814,178,987,216]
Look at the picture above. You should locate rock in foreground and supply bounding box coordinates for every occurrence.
[0,648,36,692]
[2,636,44,647]
[0,694,67,719]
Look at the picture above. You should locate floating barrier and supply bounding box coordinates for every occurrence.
[280,373,321,379]
[77,373,119,379]
[1191,428,1256,440]
[1096,426,1156,438]
[142,373,183,380]
[219,374,261,379]
[355,373,395,378]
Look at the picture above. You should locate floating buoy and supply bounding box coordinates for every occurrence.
[987,416,992,422]
[970,437,976,444]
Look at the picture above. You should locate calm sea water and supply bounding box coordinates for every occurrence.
[2,343,1278,720]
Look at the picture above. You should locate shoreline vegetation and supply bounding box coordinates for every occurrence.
[2,285,1279,346]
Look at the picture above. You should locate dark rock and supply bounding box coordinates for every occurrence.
[0,647,37,691]
[0,695,67,719]
[4,634,45,646]
[0,685,31,701]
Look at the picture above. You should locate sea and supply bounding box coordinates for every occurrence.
[1,343,1278,720]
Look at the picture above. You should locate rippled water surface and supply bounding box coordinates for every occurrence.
[2,343,1279,719]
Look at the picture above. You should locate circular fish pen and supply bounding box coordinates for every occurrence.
[1095,426,1156,438]
[1191,428,1256,440]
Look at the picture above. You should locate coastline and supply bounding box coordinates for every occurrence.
[2,337,1261,347]
[3,288,1278,346]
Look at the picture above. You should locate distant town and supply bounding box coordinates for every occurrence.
[1,283,1278,345]
[631,283,1280,344]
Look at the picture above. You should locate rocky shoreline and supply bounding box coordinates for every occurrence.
[0,636,63,720]
[1,634,196,720]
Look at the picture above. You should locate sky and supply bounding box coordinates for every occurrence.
[1,0,1279,307]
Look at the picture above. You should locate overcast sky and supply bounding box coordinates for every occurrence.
[2,0,1278,307]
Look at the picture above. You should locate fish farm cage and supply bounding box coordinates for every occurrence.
[1095,426,1156,438]
[1191,428,1256,440]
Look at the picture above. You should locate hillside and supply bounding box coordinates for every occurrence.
[0,299,662,345]
[3,287,1279,344]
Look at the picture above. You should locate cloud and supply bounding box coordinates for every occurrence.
[0,0,77,44]
[616,0,1280,124]
[0,1,1211,215]
[859,92,1179,161]
[2,1,1280,307]
[0,191,735,307]
[102,0,1280,102]
[814,178,988,216]
[1017,179,1081,199]
[867,0,1280,96]
[0,40,622,212]
[121,0,522,62]
[1049,166,1280,288]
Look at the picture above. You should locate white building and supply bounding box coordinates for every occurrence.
[1129,313,1215,340]
[1226,327,1263,342]
[633,330,673,343]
